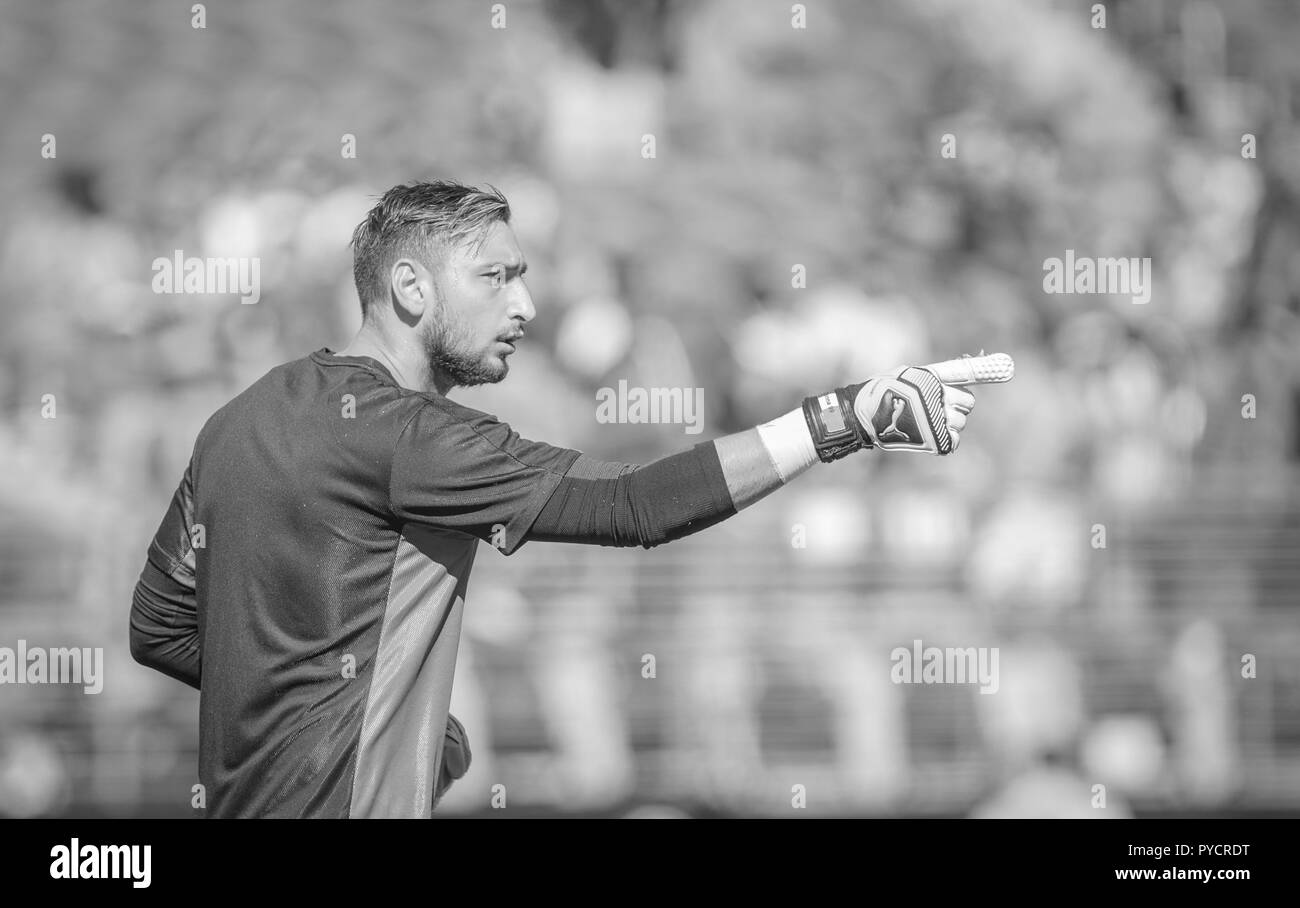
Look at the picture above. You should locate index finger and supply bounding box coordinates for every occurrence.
[925,353,1015,386]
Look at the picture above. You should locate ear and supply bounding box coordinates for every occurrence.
[390,258,429,319]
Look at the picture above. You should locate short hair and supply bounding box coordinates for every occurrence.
[350,180,511,313]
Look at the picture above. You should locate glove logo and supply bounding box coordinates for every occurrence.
[871,390,920,446]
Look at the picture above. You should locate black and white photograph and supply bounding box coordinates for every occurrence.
[0,0,1293,889]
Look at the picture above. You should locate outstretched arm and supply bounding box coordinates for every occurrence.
[390,354,1005,553]
[523,410,815,549]
[525,361,981,549]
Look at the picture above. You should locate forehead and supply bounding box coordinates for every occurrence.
[458,219,522,265]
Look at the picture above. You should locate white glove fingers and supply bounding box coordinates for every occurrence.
[945,385,975,415]
[946,405,968,433]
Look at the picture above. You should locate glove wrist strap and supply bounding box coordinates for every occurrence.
[801,384,870,463]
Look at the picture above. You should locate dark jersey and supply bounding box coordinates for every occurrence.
[136,349,581,817]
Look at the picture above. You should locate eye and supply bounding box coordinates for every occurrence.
[487,268,505,289]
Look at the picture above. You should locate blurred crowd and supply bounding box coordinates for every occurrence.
[0,0,1298,817]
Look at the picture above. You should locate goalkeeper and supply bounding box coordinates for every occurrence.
[129,180,996,818]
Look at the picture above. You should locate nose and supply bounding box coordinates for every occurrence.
[506,281,535,324]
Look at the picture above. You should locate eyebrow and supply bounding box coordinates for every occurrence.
[480,258,527,274]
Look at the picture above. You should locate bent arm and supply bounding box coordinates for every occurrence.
[130,462,202,689]
[130,555,201,689]
[526,407,817,548]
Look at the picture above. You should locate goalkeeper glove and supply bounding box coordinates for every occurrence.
[802,365,974,460]
[433,712,471,809]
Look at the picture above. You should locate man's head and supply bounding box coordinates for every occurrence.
[350,180,532,389]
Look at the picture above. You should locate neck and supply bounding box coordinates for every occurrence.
[338,322,452,395]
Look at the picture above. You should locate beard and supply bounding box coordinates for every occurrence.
[422,303,508,389]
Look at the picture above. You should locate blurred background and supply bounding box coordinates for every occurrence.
[1,0,1298,818]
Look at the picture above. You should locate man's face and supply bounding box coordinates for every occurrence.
[422,219,533,388]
